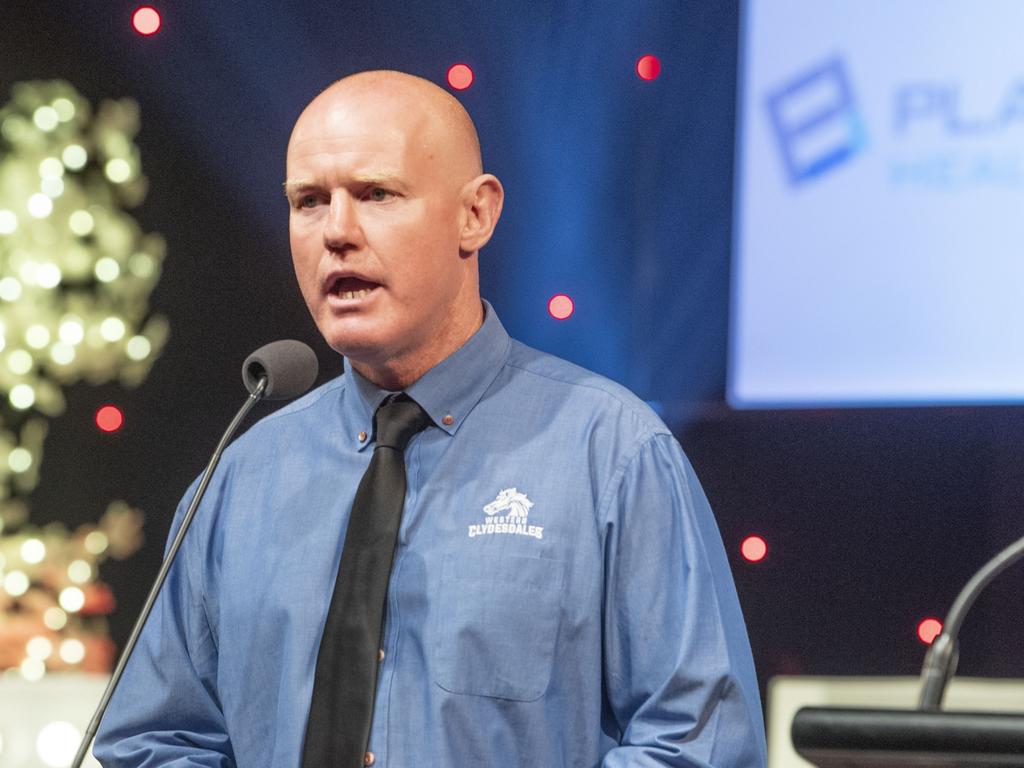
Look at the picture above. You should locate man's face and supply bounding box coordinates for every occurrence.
[285,95,474,377]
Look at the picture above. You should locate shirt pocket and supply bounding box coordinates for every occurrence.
[432,552,565,702]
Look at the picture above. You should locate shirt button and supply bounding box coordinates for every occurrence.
[378,648,385,662]
[442,414,454,426]
[364,751,375,766]
[358,431,367,442]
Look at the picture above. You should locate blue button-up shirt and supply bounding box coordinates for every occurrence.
[95,302,766,767]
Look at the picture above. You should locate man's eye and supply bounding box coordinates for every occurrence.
[367,187,394,202]
[298,194,320,209]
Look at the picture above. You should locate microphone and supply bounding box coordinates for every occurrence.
[791,535,1024,765]
[71,340,319,768]
[243,339,318,399]
[918,534,1024,710]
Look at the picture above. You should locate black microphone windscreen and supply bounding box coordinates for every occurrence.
[242,340,319,400]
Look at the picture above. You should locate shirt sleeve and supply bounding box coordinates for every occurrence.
[599,433,766,767]
[92,479,236,767]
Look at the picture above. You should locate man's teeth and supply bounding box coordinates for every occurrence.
[339,288,373,300]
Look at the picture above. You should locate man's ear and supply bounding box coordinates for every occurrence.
[459,174,504,254]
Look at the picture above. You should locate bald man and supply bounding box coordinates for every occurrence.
[95,71,766,767]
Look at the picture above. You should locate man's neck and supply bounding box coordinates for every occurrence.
[350,302,485,391]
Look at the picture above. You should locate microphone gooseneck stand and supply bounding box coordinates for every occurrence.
[70,376,268,768]
[792,534,1024,766]
[918,533,1024,711]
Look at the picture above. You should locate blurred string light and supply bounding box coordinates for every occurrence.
[43,606,68,630]
[0,80,168,414]
[37,720,82,767]
[0,502,142,677]
[20,536,45,563]
[0,81,162,680]
[58,586,85,613]
[26,635,53,660]
[59,638,86,664]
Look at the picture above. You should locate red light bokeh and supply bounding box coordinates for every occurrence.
[447,64,474,91]
[548,294,575,320]
[917,618,943,645]
[636,54,662,81]
[95,405,124,433]
[740,535,768,563]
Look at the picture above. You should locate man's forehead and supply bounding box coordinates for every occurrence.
[286,76,480,185]
[288,124,409,154]
[286,126,415,169]
[290,91,429,148]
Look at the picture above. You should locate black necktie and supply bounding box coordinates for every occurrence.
[301,394,432,767]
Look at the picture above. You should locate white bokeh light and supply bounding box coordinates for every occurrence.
[9,447,33,473]
[18,260,38,285]
[36,263,62,289]
[43,606,68,630]
[20,538,45,564]
[25,324,51,349]
[129,252,155,277]
[59,638,86,665]
[104,158,131,183]
[27,193,53,218]
[52,97,76,121]
[100,317,126,342]
[37,721,82,767]
[67,559,92,583]
[58,318,84,345]
[3,570,30,596]
[8,349,33,374]
[126,335,151,360]
[68,209,94,236]
[20,657,45,682]
[84,531,108,554]
[41,176,65,198]
[58,586,85,613]
[0,277,23,301]
[25,635,53,660]
[94,257,120,282]
[0,209,17,234]
[9,383,36,410]
[38,157,64,178]
[62,143,88,169]
[32,106,59,132]
[50,343,76,365]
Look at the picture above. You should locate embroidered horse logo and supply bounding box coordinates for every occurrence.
[483,487,534,519]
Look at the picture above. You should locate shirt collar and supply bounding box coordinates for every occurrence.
[343,299,511,451]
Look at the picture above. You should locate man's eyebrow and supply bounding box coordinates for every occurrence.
[282,173,406,195]
[350,172,404,186]
[282,178,314,196]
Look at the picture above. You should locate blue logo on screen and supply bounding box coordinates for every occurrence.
[766,58,867,185]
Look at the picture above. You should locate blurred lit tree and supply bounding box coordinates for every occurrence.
[0,81,167,680]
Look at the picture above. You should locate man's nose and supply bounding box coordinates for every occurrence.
[323,193,365,252]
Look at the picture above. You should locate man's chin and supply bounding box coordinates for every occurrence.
[323,330,395,367]
[318,314,386,353]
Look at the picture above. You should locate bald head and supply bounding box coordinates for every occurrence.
[289,70,483,190]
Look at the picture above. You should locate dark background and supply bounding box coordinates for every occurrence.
[3,1,1022,704]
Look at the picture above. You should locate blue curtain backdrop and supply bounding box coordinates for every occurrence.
[6,2,1023,699]
[52,0,738,407]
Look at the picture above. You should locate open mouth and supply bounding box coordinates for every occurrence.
[328,276,380,300]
